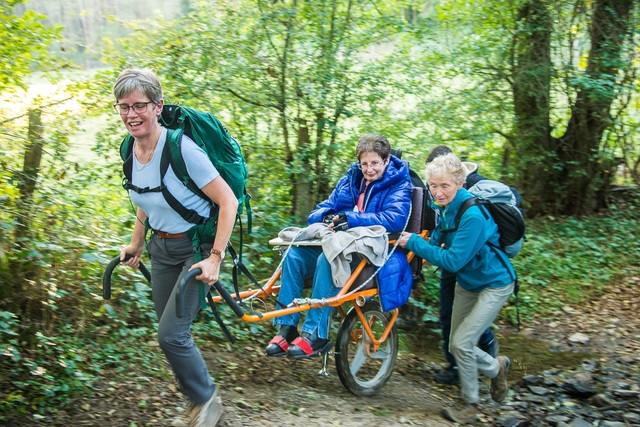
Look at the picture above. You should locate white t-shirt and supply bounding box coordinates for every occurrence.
[129,128,220,233]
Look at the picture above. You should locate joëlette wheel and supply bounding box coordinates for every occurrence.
[334,300,398,396]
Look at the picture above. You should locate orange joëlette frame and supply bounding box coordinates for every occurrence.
[208,230,428,349]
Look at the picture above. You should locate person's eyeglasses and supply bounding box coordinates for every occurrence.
[357,160,386,170]
[113,101,155,115]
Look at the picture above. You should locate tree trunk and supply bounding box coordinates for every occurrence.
[14,108,44,247]
[5,108,44,311]
[513,0,634,216]
[555,0,634,214]
[292,121,315,221]
[511,1,554,216]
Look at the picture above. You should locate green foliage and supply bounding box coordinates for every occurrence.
[98,0,418,214]
[1,0,639,421]
[0,0,62,92]
[509,195,639,322]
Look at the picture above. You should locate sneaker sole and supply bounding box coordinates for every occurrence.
[190,390,223,427]
[441,407,478,424]
[210,396,223,426]
[289,340,332,359]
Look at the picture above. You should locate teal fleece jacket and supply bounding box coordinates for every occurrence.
[406,187,515,292]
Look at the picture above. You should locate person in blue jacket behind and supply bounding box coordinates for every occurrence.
[398,153,514,425]
[265,133,413,359]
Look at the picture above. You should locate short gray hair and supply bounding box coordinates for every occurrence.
[425,153,466,185]
[113,68,163,103]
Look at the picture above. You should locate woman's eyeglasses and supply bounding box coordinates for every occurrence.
[357,160,386,170]
[113,101,155,115]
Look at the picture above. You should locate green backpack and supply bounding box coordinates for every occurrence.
[120,104,252,242]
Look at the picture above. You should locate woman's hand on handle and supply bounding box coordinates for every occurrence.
[120,245,143,269]
[121,207,147,269]
[397,231,413,249]
[191,174,238,286]
[191,255,222,285]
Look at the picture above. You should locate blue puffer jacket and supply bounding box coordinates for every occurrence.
[377,251,413,311]
[407,187,515,292]
[308,154,414,310]
[307,154,412,232]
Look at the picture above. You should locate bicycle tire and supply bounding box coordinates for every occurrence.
[334,300,398,396]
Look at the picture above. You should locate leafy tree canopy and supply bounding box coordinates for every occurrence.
[0,0,62,93]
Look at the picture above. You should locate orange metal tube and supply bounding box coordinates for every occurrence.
[208,231,428,326]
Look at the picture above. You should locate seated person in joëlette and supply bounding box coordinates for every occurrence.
[265,133,414,358]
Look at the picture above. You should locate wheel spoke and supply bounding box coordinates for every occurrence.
[349,339,368,375]
[369,348,390,359]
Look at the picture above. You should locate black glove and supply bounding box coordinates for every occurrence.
[332,213,348,231]
[323,214,335,225]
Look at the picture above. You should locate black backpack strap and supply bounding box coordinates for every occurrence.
[159,133,210,225]
[205,290,236,343]
[487,244,520,331]
[121,136,167,194]
[226,244,272,316]
[440,197,487,235]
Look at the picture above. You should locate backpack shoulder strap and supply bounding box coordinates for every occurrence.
[121,135,134,185]
[158,131,210,225]
[120,135,164,194]
[442,197,488,234]
[166,128,208,200]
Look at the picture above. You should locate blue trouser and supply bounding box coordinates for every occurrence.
[146,234,216,405]
[274,246,341,340]
[440,269,494,366]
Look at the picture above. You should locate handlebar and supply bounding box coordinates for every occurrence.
[102,255,151,300]
[176,268,245,319]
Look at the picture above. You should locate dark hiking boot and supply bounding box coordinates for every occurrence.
[479,338,499,358]
[435,365,459,385]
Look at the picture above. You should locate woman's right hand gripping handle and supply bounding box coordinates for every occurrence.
[103,248,150,300]
[120,244,143,269]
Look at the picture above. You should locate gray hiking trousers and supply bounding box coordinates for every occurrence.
[146,234,216,405]
[449,282,514,404]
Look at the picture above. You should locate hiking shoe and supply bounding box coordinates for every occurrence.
[189,389,223,427]
[490,355,511,403]
[265,325,299,357]
[479,338,499,358]
[441,401,478,424]
[435,365,459,385]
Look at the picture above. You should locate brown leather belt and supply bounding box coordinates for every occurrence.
[154,230,187,239]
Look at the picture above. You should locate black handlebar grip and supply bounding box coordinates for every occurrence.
[102,255,151,300]
[175,269,245,319]
[176,268,201,318]
[212,281,245,318]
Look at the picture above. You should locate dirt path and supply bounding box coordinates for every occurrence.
[7,278,639,427]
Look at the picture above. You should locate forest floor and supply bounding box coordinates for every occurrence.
[5,277,640,427]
